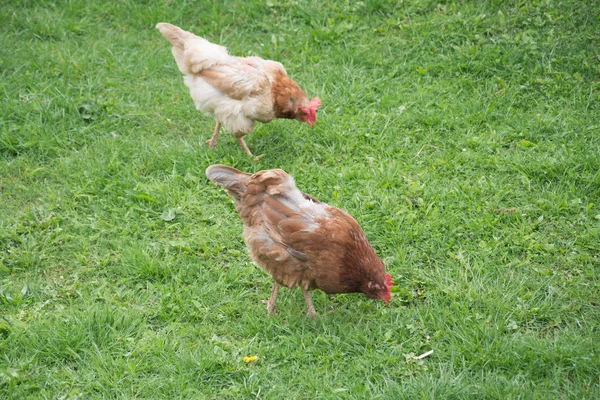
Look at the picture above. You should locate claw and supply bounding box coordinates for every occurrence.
[205,120,221,149]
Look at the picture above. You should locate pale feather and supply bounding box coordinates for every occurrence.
[156,23,278,133]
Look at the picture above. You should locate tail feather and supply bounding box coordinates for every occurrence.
[206,164,241,186]
[206,164,249,197]
[156,22,193,50]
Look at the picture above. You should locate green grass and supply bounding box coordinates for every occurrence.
[1,0,599,398]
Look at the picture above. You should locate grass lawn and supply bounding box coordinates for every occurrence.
[1,0,599,398]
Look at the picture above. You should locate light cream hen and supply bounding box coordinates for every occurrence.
[156,23,321,157]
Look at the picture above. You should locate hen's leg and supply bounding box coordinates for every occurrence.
[302,289,317,317]
[236,136,254,157]
[266,282,279,316]
[237,136,265,161]
[205,120,220,148]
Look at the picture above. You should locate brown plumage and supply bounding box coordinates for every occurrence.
[206,164,392,317]
[156,23,321,157]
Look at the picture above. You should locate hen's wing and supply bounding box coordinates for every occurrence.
[199,63,271,100]
[250,170,332,264]
[200,57,288,101]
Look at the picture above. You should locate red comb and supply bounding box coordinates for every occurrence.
[384,273,393,288]
[383,274,393,306]
[305,97,321,127]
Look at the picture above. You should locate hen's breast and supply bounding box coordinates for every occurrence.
[183,75,224,114]
[242,96,275,123]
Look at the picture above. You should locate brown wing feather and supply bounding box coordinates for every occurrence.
[200,65,270,100]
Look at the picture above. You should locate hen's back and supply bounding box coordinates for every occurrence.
[206,165,324,225]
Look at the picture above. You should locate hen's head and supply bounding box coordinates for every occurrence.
[271,72,321,126]
[365,273,393,306]
[297,97,321,127]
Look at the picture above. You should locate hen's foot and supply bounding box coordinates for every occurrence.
[303,289,318,318]
[236,136,257,158]
[205,120,221,149]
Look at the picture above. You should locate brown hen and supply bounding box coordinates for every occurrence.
[206,164,392,317]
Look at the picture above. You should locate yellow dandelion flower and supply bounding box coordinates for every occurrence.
[243,355,258,363]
